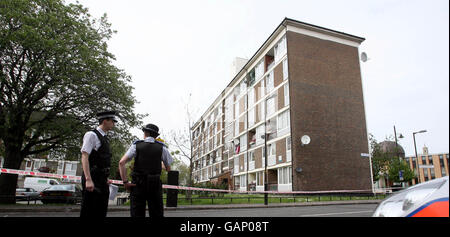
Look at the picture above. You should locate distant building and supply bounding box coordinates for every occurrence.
[373,141,406,191]
[13,158,83,187]
[405,146,449,185]
[190,18,372,192]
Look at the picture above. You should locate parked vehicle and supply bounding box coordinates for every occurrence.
[15,188,40,200]
[40,184,82,204]
[373,176,449,217]
[24,177,60,193]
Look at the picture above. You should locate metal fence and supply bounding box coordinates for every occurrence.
[167,192,386,206]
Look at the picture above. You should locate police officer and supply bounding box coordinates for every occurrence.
[119,123,173,217]
[80,111,117,218]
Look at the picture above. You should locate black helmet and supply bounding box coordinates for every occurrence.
[142,123,159,136]
[96,111,118,122]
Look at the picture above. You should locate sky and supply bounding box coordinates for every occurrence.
[68,0,449,157]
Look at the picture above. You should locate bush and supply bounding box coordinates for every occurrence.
[192,182,227,197]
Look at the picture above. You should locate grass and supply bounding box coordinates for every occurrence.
[161,193,386,206]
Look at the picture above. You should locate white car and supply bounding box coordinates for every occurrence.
[24,177,60,193]
[373,176,449,217]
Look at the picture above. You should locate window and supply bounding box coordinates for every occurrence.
[256,171,264,186]
[268,143,276,157]
[247,69,255,87]
[240,175,247,188]
[267,143,276,166]
[278,166,292,184]
[286,136,292,162]
[428,156,435,178]
[447,154,449,168]
[284,83,289,106]
[284,137,291,151]
[224,95,233,122]
[266,71,274,94]
[225,123,233,140]
[248,108,255,127]
[33,160,39,169]
[248,87,255,107]
[25,160,32,170]
[240,135,247,152]
[266,117,277,140]
[240,80,247,95]
[259,100,265,122]
[243,153,247,171]
[439,155,445,177]
[283,58,288,80]
[256,124,265,146]
[249,151,255,162]
[277,110,290,134]
[266,95,276,117]
[248,129,256,147]
[274,36,287,62]
[255,59,265,80]
[260,77,265,99]
[234,157,239,174]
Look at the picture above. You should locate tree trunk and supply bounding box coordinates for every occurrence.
[186,159,193,200]
[0,144,24,204]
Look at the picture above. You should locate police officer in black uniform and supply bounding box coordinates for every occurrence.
[80,111,117,218]
[119,123,173,217]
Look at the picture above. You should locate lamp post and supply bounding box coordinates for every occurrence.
[393,125,404,159]
[413,130,427,184]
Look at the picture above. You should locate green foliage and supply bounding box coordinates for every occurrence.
[369,134,390,181]
[167,150,190,185]
[369,134,415,183]
[192,182,228,197]
[0,0,144,203]
[387,158,415,183]
[0,0,144,162]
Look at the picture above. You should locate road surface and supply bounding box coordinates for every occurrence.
[1,203,377,217]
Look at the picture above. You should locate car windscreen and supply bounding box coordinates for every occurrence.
[47,185,74,191]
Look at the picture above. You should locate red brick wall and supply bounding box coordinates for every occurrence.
[287,31,371,191]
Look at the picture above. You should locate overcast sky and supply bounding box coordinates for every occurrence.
[69,0,449,157]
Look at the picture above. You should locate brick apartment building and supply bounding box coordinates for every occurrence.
[190,18,372,192]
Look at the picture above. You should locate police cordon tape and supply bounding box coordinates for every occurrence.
[1,167,375,195]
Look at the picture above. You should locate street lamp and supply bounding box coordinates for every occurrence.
[413,130,427,183]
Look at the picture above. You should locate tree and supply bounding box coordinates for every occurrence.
[387,158,415,184]
[369,134,415,186]
[369,134,391,182]
[166,150,191,185]
[166,93,199,198]
[0,0,144,203]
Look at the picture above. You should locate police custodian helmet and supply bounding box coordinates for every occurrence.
[142,124,159,136]
[96,111,118,122]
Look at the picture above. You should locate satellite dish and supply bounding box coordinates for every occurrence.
[360,52,369,62]
[301,135,311,146]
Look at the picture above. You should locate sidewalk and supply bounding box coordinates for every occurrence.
[0,199,381,213]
